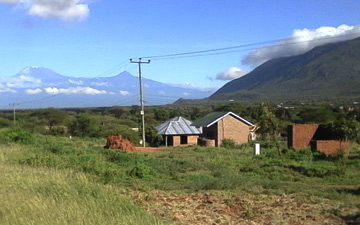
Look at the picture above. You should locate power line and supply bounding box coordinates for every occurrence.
[138,33,360,60]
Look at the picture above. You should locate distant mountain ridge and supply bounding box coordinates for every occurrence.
[0,67,213,109]
[211,37,360,101]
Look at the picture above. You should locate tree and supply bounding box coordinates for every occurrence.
[329,117,360,142]
[256,104,279,139]
[297,107,336,124]
[69,113,100,137]
[145,125,163,147]
[30,108,69,134]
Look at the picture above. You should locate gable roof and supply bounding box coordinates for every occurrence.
[156,116,203,135]
[192,111,253,128]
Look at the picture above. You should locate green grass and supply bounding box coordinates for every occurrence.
[1,133,360,223]
[0,144,167,225]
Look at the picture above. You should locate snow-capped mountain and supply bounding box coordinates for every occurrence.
[0,66,213,109]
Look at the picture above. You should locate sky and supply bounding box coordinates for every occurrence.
[1,0,360,91]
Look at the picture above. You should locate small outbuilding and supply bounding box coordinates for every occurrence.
[287,124,350,155]
[192,111,255,147]
[156,116,202,147]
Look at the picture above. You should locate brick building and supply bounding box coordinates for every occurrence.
[192,111,254,147]
[288,124,350,155]
[156,116,202,147]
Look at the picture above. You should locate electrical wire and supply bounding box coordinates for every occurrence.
[138,32,360,60]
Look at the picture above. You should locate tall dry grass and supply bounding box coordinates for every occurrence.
[0,145,167,225]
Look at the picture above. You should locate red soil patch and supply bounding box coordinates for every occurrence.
[135,147,162,152]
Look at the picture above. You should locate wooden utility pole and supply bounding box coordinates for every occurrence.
[130,58,150,147]
[9,103,19,125]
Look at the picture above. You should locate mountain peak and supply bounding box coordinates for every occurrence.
[21,66,40,74]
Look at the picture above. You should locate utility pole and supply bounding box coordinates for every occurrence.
[130,58,150,147]
[9,103,19,125]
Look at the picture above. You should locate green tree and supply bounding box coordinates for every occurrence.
[256,104,279,139]
[145,125,163,147]
[154,109,170,121]
[329,117,360,142]
[31,108,69,131]
[297,107,336,123]
[69,113,100,137]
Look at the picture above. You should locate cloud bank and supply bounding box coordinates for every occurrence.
[0,0,90,21]
[216,67,247,80]
[4,75,42,88]
[25,86,107,95]
[243,24,360,66]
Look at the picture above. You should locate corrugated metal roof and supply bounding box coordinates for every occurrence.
[192,111,253,128]
[156,116,203,135]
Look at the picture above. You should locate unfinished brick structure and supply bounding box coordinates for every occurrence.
[192,112,254,147]
[287,124,320,149]
[310,140,350,155]
[288,124,350,155]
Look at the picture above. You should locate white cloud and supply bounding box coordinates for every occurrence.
[243,24,360,66]
[0,0,90,21]
[169,82,217,92]
[119,90,130,96]
[44,86,107,95]
[0,88,17,93]
[91,81,108,87]
[216,67,247,80]
[68,79,84,85]
[25,88,42,94]
[5,75,42,88]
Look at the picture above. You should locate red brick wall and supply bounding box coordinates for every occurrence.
[217,115,250,146]
[288,124,319,149]
[310,140,350,155]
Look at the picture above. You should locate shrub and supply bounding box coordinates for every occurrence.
[0,128,34,144]
[128,163,154,178]
[220,138,236,149]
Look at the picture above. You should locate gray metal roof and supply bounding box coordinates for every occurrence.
[156,116,203,135]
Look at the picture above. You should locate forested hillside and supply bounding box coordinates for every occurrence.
[212,37,360,101]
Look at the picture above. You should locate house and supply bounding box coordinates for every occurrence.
[192,111,255,147]
[156,116,202,147]
[287,124,350,155]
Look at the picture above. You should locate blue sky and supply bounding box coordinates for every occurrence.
[1,0,360,90]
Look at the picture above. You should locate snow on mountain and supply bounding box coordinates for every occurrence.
[0,67,213,109]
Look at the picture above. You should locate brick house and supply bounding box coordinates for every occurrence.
[192,111,254,147]
[288,124,350,155]
[156,116,202,147]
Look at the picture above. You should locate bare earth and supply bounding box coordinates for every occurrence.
[129,190,360,225]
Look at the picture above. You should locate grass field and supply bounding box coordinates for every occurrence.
[1,132,360,224]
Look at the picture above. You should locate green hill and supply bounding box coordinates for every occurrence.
[211,37,360,102]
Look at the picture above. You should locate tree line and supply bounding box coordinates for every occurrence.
[0,102,359,146]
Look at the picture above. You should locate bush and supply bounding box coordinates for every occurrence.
[128,163,154,178]
[220,138,236,149]
[0,117,11,128]
[0,128,34,144]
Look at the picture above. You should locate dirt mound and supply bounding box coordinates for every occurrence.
[104,135,136,152]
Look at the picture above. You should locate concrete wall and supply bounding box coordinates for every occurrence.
[288,124,319,149]
[310,140,350,155]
